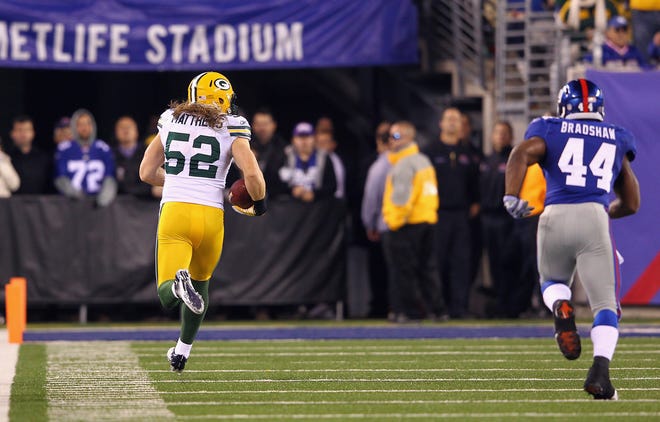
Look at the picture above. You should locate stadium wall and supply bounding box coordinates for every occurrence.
[0,196,346,306]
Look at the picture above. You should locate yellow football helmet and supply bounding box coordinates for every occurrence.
[187,71,237,114]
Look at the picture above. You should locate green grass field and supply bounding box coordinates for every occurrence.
[9,336,660,421]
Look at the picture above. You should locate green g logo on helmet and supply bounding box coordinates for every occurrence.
[188,71,237,114]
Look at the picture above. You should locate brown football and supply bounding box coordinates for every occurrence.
[228,178,254,208]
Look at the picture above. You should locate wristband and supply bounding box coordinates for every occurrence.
[253,198,267,216]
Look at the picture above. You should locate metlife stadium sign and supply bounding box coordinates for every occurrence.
[0,0,418,70]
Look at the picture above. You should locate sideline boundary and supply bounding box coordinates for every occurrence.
[23,324,660,342]
[0,330,20,422]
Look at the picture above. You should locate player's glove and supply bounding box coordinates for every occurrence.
[502,195,534,219]
[232,198,267,217]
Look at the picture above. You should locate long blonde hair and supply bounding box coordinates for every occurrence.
[169,101,226,129]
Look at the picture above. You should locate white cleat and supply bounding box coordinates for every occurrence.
[172,269,204,314]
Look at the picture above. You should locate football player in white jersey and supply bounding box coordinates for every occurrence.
[140,71,266,372]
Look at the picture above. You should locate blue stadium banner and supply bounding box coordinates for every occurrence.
[0,0,418,70]
[586,69,660,306]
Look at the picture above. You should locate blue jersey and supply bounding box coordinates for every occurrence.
[55,140,116,194]
[525,117,636,207]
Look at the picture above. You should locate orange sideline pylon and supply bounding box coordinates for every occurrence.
[6,277,27,344]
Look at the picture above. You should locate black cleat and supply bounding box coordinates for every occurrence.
[584,356,618,400]
[553,299,581,360]
[167,347,187,373]
[173,269,204,314]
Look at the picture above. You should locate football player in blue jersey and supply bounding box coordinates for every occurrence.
[54,108,117,206]
[503,79,640,400]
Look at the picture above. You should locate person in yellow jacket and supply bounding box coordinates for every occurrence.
[381,121,446,322]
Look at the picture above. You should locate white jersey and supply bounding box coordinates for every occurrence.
[157,108,251,209]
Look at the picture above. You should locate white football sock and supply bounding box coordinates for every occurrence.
[591,325,619,361]
[542,283,572,311]
[175,339,193,358]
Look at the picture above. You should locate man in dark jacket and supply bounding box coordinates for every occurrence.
[113,116,160,199]
[480,120,535,318]
[423,107,480,318]
[8,115,54,194]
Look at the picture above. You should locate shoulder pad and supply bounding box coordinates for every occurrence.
[158,109,173,128]
[94,140,111,151]
[529,117,547,125]
[226,114,250,127]
[226,114,251,141]
[57,141,72,151]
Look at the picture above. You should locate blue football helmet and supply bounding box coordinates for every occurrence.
[557,79,604,121]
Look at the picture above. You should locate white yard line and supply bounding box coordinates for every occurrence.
[282,357,659,364]
[46,342,174,421]
[136,349,660,357]
[166,398,660,405]
[152,376,660,383]
[132,342,660,352]
[143,367,660,373]
[178,411,660,420]
[620,327,660,334]
[159,387,660,394]
[0,330,20,422]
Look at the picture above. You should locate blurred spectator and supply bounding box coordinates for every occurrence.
[585,16,648,68]
[278,122,336,202]
[630,0,660,63]
[382,121,445,322]
[142,114,159,146]
[555,0,623,33]
[250,108,288,197]
[479,121,534,318]
[54,108,117,207]
[8,115,54,194]
[422,107,480,319]
[235,108,288,321]
[316,130,345,199]
[291,118,340,320]
[460,112,483,286]
[535,0,556,11]
[460,112,482,154]
[0,138,20,197]
[315,116,347,200]
[315,116,334,134]
[53,117,72,145]
[113,116,160,199]
[361,121,392,318]
[648,31,660,66]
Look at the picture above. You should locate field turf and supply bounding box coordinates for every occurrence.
[9,335,660,420]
